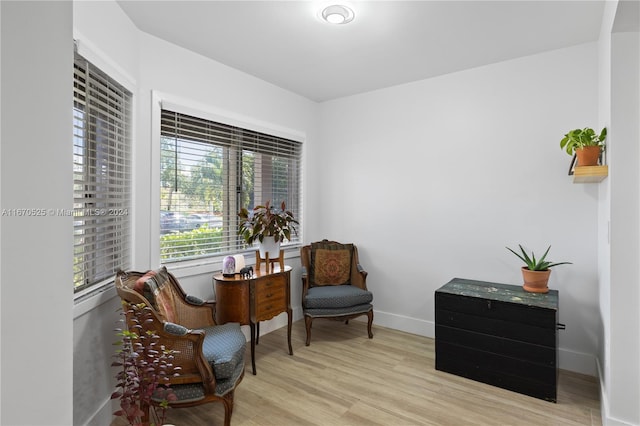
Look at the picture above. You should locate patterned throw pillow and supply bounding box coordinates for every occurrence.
[133,267,177,323]
[311,241,353,286]
[134,270,156,302]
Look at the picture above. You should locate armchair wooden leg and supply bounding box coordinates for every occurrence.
[367,310,374,339]
[304,316,313,346]
[222,391,234,426]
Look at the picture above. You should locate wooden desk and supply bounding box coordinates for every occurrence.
[213,265,293,375]
[435,278,560,402]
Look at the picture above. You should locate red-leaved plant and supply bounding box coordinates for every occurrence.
[238,200,298,245]
[111,302,180,426]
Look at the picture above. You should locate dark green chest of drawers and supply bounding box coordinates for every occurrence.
[435,278,560,402]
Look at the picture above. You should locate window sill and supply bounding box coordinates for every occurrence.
[73,278,118,319]
[164,245,301,280]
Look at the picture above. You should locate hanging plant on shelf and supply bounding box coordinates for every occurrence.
[559,127,607,167]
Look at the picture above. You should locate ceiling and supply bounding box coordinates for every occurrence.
[117,1,606,102]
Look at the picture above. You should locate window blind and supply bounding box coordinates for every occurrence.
[160,110,301,263]
[73,52,132,292]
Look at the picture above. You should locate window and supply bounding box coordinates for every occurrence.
[160,110,302,263]
[73,52,132,293]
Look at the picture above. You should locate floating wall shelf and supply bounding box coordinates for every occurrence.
[573,165,608,183]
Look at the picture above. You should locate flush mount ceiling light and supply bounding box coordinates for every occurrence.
[321,4,355,25]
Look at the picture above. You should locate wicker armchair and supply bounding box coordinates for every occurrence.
[115,267,245,426]
[300,240,374,346]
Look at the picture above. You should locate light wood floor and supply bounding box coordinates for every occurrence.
[162,320,602,426]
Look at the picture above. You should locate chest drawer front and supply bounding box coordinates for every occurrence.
[436,341,557,402]
[436,292,557,329]
[435,324,556,366]
[436,339,556,383]
[436,308,556,347]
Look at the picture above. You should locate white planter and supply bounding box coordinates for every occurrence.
[258,237,281,259]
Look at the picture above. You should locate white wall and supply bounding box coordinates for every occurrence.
[1,1,73,424]
[597,3,614,423]
[317,43,601,374]
[609,29,640,424]
[71,1,318,424]
[597,1,640,425]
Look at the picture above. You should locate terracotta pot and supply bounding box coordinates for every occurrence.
[575,146,601,166]
[521,267,551,293]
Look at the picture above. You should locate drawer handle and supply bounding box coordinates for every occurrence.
[265,304,272,310]
[557,323,566,330]
[265,293,273,298]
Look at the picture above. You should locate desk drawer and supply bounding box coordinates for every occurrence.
[255,295,286,320]
[255,277,286,300]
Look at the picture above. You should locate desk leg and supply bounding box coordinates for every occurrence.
[287,308,293,355]
[256,321,260,345]
[250,322,257,375]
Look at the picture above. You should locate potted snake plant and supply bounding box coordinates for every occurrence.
[559,127,607,166]
[506,245,572,293]
[238,200,298,259]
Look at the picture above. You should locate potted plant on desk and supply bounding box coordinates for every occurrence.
[238,200,298,259]
[506,244,572,293]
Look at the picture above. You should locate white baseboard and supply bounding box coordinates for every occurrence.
[559,347,597,376]
[372,308,434,338]
[596,358,638,426]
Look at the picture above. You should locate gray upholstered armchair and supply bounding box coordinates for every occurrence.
[115,267,245,426]
[300,240,374,346]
